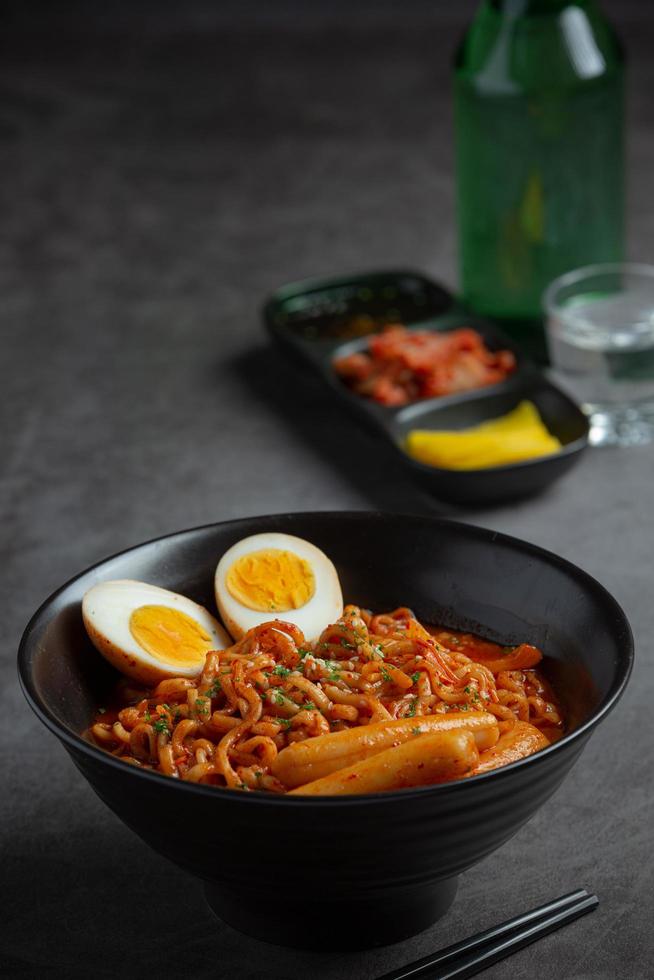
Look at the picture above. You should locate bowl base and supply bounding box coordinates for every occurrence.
[204,876,459,950]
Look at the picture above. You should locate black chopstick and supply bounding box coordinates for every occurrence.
[377,889,599,980]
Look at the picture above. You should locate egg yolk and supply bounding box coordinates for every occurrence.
[129,605,214,665]
[225,549,315,612]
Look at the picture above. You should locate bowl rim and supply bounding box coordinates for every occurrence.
[18,510,634,806]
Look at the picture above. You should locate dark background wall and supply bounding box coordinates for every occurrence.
[0,0,651,318]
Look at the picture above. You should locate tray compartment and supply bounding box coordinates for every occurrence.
[385,379,589,504]
[327,316,527,414]
[264,270,454,348]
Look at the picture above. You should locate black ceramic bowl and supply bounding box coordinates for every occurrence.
[18,513,633,951]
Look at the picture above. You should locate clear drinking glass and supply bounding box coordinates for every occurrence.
[544,263,654,446]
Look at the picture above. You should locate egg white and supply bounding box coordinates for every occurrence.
[82,579,231,685]
[214,532,343,642]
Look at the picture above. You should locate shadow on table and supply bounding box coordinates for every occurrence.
[229,345,455,517]
[1,828,455,980]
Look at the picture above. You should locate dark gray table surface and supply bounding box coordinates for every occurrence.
[2,2,653,978]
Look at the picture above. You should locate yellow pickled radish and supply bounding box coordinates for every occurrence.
[405,401,561,470]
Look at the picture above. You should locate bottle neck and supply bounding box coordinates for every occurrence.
[490,0,575,13]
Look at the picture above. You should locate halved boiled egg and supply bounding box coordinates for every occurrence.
[215,533,343,642]
[82,580,232,684]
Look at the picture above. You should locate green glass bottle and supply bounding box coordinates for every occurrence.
[454,0,624,351]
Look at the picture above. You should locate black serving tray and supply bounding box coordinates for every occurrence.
[263,270,589,504]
